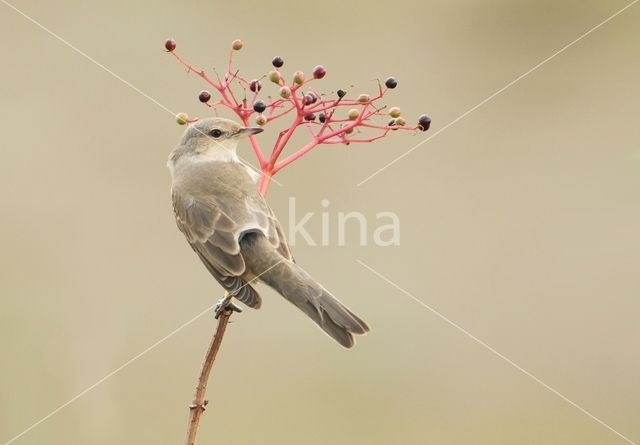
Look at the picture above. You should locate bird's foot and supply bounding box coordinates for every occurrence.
[214,294,243,319]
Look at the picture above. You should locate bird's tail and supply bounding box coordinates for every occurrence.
[240,233,369,348]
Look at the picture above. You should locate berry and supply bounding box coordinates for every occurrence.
[293,71,305,85]
[255,114,267,126]
[249,79,262,92]
[164,38,176,52]
[268,70,281,83]
[312,65,327,79]
[280,86,292,99]
[388,118,396,126]
[272,56,284,68]
[304,93,318,106]
[348,109,359,120]
[389,107,401,118]
[231,39,243,50]
[418,114,431,131]
[304,112,316,121]
[385,77,398,89]
[198,90,211,103]
[337,89,346,98]
[318,113,326,123]
[395,116,406,126]
[253,100,266,113]
[175,112,189,125]
[357,94,370,103]
[344,126,354,135]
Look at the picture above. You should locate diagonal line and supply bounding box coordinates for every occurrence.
[1,259,285,445]
[0,0,282,188]
[356,259,638,445]
[356,0,640,187]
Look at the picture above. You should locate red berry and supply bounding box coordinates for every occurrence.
[312,65,327,79]
[304,112,316,121]
[249,79,262,93]
[164,38,176,52]
[198,90,211,103]
[304,93,318,106]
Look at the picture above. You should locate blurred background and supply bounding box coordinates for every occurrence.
[1,0,639,444]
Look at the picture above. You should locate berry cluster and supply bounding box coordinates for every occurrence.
[164,38,431,194]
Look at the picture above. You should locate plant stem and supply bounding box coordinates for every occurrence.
[184,309,233,445]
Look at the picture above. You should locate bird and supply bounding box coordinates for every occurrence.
[168,117,369,348]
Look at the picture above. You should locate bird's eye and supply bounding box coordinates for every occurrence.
[209,129,223,138]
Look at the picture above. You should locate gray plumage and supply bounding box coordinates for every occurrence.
[168,117,369,347]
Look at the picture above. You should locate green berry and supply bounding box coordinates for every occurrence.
[293,71,305,85]
[255,114,267,126]
[348,109,359,120]
[280,86,291,99]
[389,107,401,118]
[269,70,281,83]
[175,112,189,125]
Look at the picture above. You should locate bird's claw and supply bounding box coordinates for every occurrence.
[214,295,243,319]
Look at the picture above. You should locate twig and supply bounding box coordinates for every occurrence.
[184,308,233,445]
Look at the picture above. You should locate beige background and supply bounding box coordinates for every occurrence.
[1,1,639,444]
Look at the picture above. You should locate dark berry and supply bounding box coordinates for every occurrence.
[418,114,431,131]
[164,38,176,52]
[249,79,262,92]
[312,65,327,79]
[337,89,346,98]
[253,100,266,113]
[272,56,284,68]
[318,113,326,123]
[385,77,398,89]
[198,90,211,103]
[304,112,316,121]
[304,93,318,106]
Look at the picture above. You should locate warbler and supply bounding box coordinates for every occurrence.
[168,117,369,347]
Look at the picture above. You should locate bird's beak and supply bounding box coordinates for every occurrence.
[235,127,264,138]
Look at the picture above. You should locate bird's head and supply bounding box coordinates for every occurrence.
[169,117,263,165]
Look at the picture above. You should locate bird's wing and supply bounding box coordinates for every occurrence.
[172,181,292,307]
[172,190,262,308]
